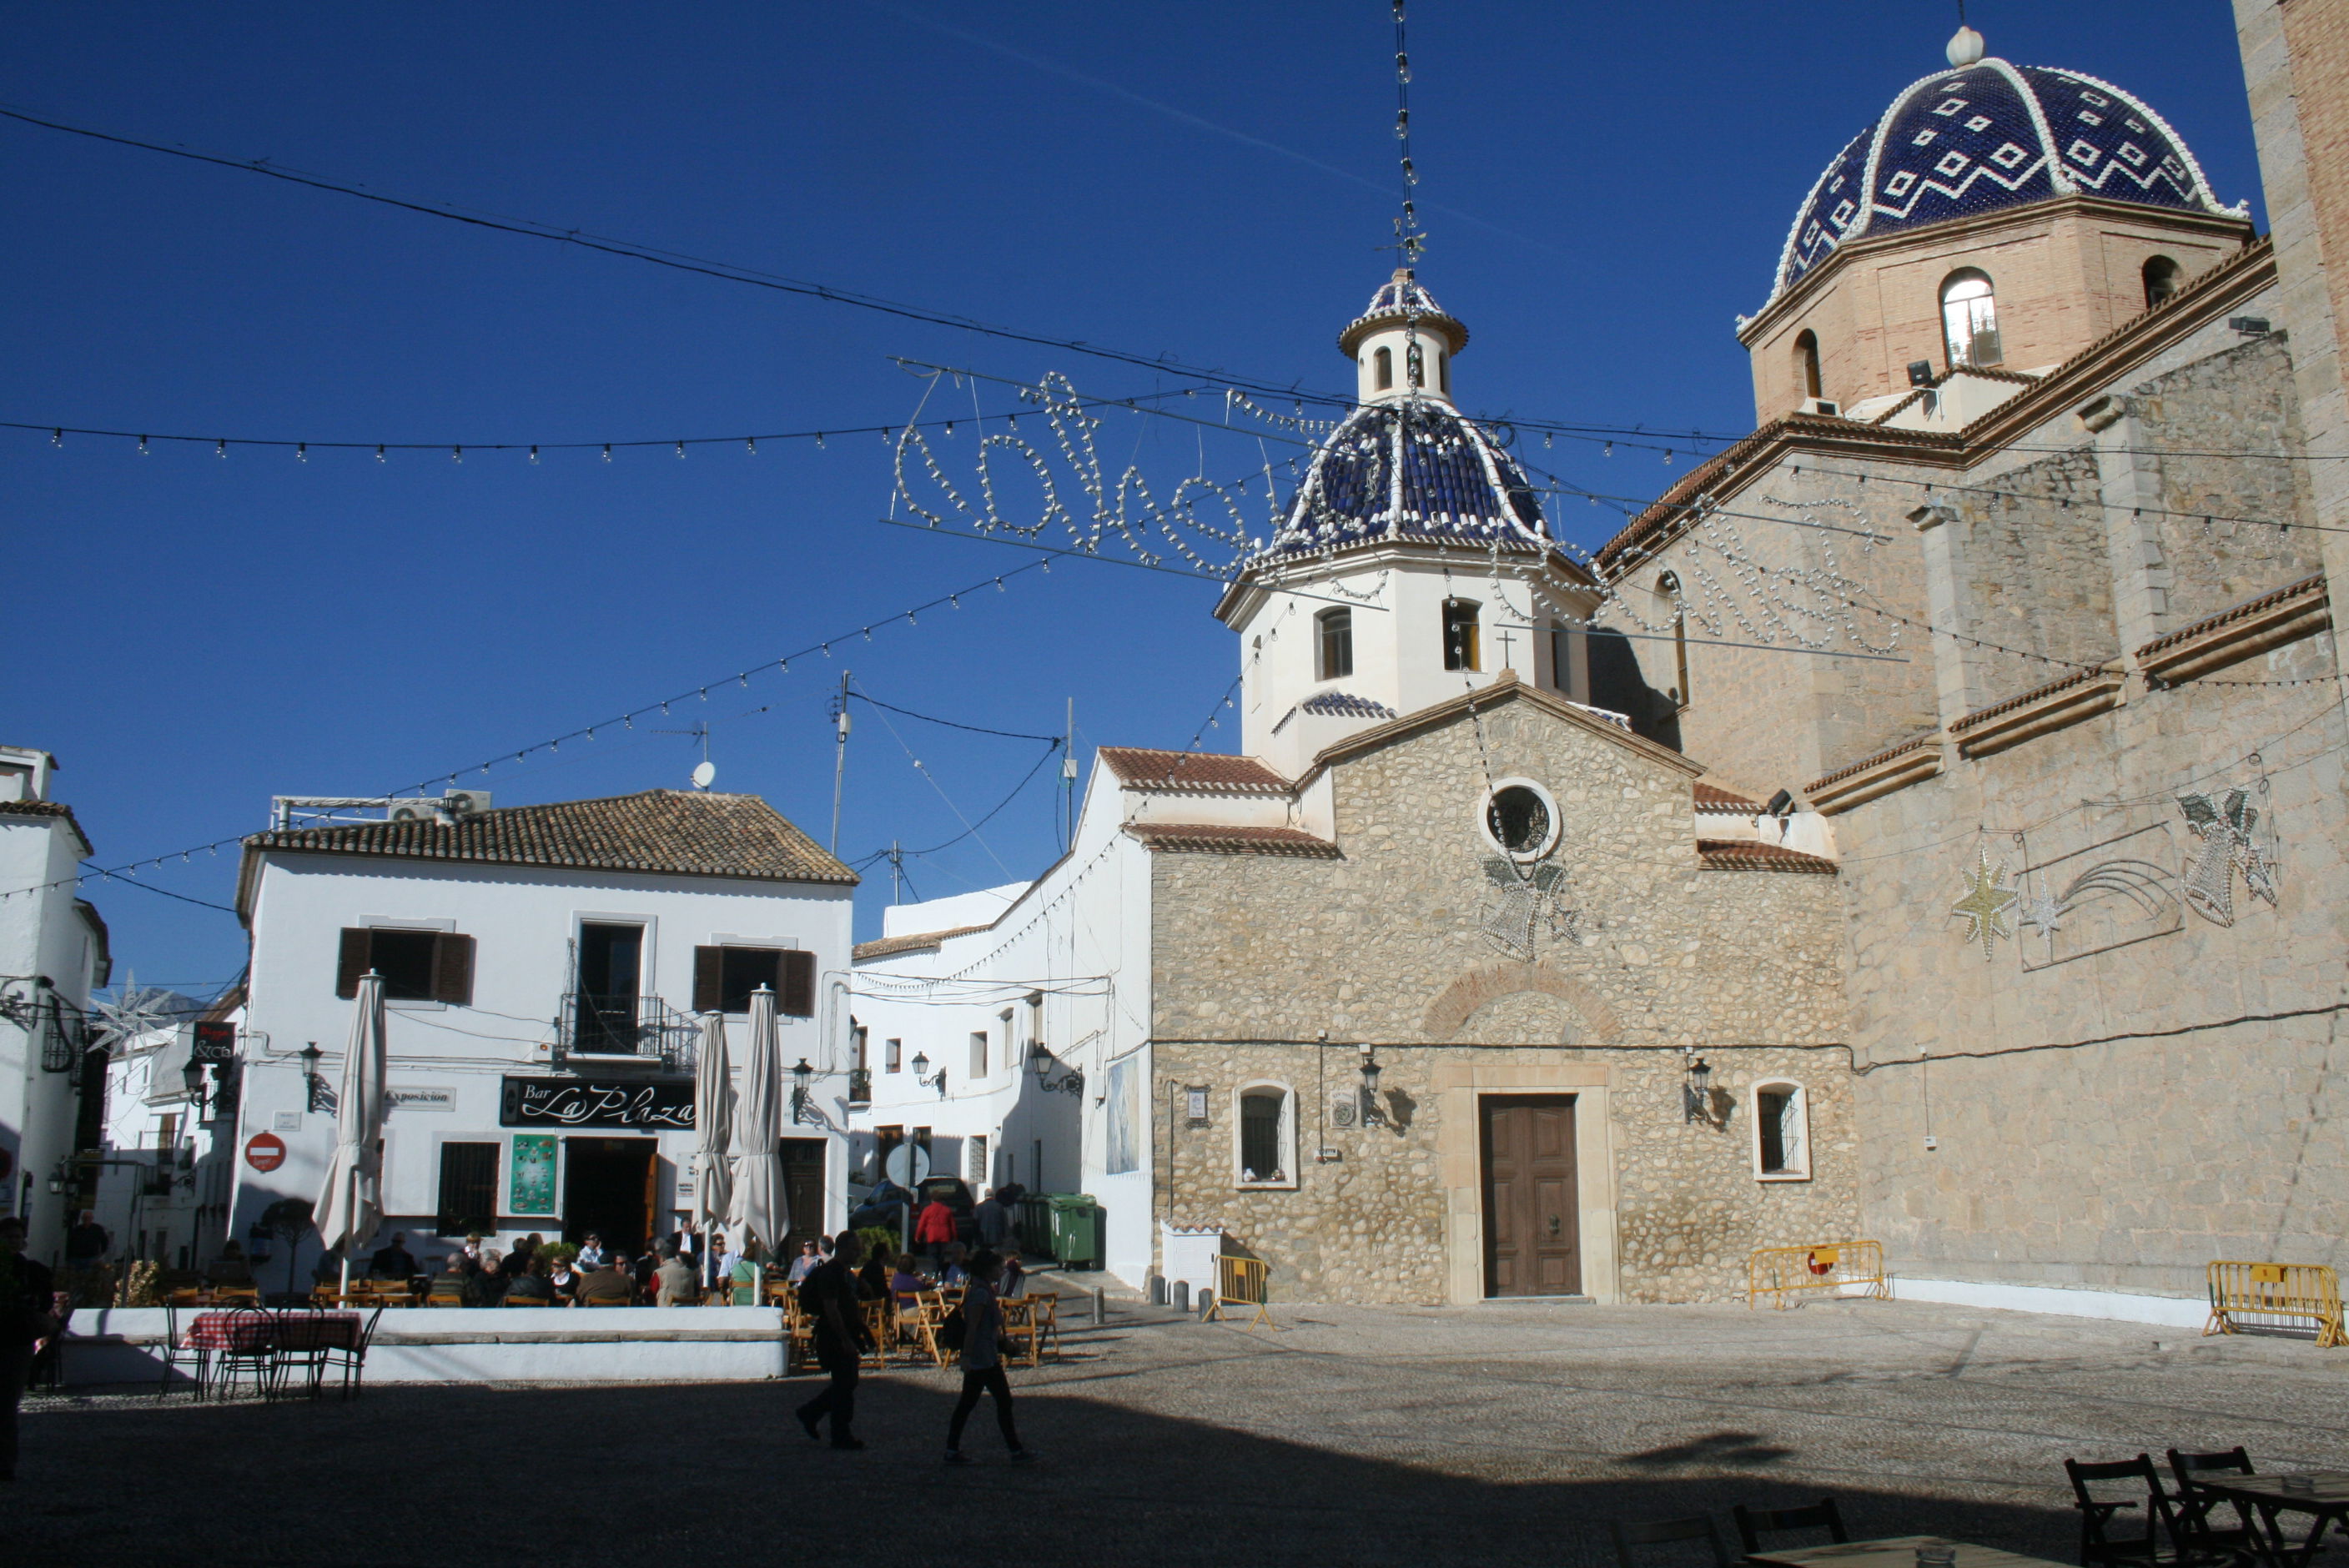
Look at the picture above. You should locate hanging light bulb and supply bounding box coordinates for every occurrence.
[529,445,540,464]
[376,445,386,462]
[51,428,62,446]
[452,445,463,464]
[944,420,955,437]
[297,443,308,463]
[138,435,149,455]
[676,440,687,459]
[216,439,227,459]
[602,444,612,463]
[746,437,757,455]
[1603,442,1613,458]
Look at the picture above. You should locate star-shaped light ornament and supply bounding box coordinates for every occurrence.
[2018,886,2065,942]
[1949,849,2020,961]
[90,972,180,1055]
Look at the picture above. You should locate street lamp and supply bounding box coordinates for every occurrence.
[910,1051,947,1099]
[790,1058,823,1126]
[181,1057,210,1116]
[1029,1040,1084,1097]
[1683,1053,1720,1126]
[1356,1043,1388,1128]
[300,1042,332,1113]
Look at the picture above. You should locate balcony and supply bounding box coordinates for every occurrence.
[556,993,698,1073]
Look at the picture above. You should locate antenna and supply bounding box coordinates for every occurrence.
[655,721,712,789]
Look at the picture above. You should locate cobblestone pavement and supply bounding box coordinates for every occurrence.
[9,1299,2346,1566]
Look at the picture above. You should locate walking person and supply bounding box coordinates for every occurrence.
[794,1232,870,1450]
[1,1216,60,1483]
[943,1249,1029,1465]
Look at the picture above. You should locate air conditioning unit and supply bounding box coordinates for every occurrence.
[441,789,493,817]
[1800,398,1841,417]
[385,798,448,824]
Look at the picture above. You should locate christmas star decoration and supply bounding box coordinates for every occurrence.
[2018,886,2065,941]
[90,972,180,1054]
[1950,849,2019,960]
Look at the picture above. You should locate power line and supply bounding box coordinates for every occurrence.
[849,691,1064,744]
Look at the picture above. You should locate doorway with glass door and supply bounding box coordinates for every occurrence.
[576,922,644,1053]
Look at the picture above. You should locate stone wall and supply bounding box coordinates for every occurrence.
[1146,686,1855,1305]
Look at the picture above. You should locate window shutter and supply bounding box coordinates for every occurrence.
[335,928,371,999]
[692,947,722,1013]
[780,949,816,1018]
[434,933,475,1005]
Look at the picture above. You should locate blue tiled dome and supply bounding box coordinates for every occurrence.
[1769,57,2242,305]
[1260,399,1547,560]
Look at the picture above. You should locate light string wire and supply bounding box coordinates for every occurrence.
[0,102,1735,455]
[0,558,1059,908]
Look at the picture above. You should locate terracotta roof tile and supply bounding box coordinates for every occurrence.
[2136,572,2326,656]
[244,790,855,884]
[1124,822,1341,857]
[1696,838,1838,873]
[0,797,94,857]
[1096,747,1290,793]
[853,924,990,962]
[1694,782,1762,813]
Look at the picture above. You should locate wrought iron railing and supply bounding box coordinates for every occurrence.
[556,993,697,1071]
[847,1068,872,1105]
[40,998,87,1073]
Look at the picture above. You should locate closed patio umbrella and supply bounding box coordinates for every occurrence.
[314,969,390,1297]
[727,984,787,1260]
[691,1010,734,1244]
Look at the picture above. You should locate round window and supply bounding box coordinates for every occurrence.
[1485,783,1555,857]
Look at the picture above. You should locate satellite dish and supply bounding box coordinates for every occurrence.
[691,760,717,790]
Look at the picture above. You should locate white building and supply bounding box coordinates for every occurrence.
[83,989,241,1275]
[0,745,111,1263]
[227,788,857,1277]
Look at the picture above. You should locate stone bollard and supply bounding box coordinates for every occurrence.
[1198,1291,1216,1322]
[1092,1286,1107,1326]
[1172,1279,1190,1313]
[1149,1273,1166,1307]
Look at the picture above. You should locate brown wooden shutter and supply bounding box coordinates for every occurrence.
[692,946,723,1013]
[780,948,816,1018]
[434,933,475,1006]
[335,928,372,999]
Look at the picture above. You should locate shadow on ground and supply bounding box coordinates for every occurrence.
[10,1375,2083,1567]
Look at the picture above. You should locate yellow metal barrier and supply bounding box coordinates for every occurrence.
[1747,1240,1889,1310]
[2206,1262,2344,1347]
[1207,1254,1275,1330]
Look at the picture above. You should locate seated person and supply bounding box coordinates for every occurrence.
[427,1254,469,1299]
[998,1252,1027,1299]
[503,1256,556,1304]
[855,1248,892,1302]
[206,1241,255,1288]
[464,1251,511,1308]
[369,1231,420,1280]
[574,1255,639,1305]
[785,1239,824,1284]
[654,1244,701,1307]
[548,1254,580,1303]
[573,1233,606,1271]
[940,1244,972,1289]
[888,1254,928,1312]
[728,1250,762,1305]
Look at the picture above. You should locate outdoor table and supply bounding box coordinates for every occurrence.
[2180,1473,2349,1568]
[184,1310,363,1353]
[1747,1536,2071,1568]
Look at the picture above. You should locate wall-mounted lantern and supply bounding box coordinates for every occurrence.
[791,1058,824,1126]
[1357,1043,1389,1128]
[1683,1053,1724,1127]
[910,1051,948,1100]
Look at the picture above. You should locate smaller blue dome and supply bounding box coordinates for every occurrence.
[1769,57,2242,306]
[1260,400,1547,562]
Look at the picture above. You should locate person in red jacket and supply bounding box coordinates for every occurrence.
[913,1196,958,1271]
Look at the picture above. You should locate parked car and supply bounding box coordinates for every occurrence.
[916,1175,979,1247]
[848,1179,914,1234]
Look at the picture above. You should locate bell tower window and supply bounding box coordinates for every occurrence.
[1317,608,1354,680]
[1795,330,1823,400]
[2142,255,2182,310]
[1939,269,2002,369]
[1441,599,1481,672]
[1374,346,1393,391]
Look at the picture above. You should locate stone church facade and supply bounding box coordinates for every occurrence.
[853,17,2348,1317]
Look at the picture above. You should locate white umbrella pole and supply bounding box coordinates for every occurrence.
[338,1167,355,1299]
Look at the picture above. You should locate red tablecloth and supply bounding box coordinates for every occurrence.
[184,1311,362,1352]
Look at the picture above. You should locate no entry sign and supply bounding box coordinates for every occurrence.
[244,1133,287,1172]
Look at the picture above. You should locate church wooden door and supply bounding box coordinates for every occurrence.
[1481,1096,1581,1297]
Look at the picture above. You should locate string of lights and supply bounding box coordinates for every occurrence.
[1780,462,2349,540]
[0,558,1058,909]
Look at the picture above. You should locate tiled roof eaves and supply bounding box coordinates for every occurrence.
[1097,747,1292,794]
[1696,839,1838,873]
[1599,235,2276,575]
[1302,671,1707,785]
[1693,782,1763,812]
[2137,572,2327,656]
[1124,823,1342,858]
[1808,735,1940,792]
[0,798,94,857]
[1948,667,2110,731]
[853,923,991,962]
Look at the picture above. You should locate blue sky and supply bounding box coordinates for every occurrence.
[3,1,2264,993]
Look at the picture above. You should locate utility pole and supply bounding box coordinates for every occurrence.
[829,671,851,855]
[1061,696,1077,852]
[889,840,903,904]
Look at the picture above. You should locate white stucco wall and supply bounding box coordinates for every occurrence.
[0,808,104,1260]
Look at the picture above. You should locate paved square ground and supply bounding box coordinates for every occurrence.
[10,1299,2345,1565]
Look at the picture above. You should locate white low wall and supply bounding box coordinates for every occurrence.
[59,1306,796,1385]
[1890,1275,2211,1328]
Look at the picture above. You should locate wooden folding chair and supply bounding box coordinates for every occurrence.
[2066,1455,2198,1568]
[1733,1500,1849,1556]
[1610,1515,1730,1568]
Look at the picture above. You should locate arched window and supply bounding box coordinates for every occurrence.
[1374,345,1393,391]
[1316,607,1353,680]
[1752,1080,1811,1180]
[1437,350,1451,396]
[1794,329,1823,400]
[1939,269,2002,368]
[1235,1083,1295,1187]
[1656,571,1689,707]
[2142,255,2183,311]
[1441,599,1481,671]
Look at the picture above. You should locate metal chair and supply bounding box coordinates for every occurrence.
[154,1302,209,1400]
[1610,1515,1731,1568]
[273,1303,335,1399]
[1733,1500,1850,1556]
[212,1305,279,1401]
[2066,1454,2202,1568]
[314,1305,385,1401]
